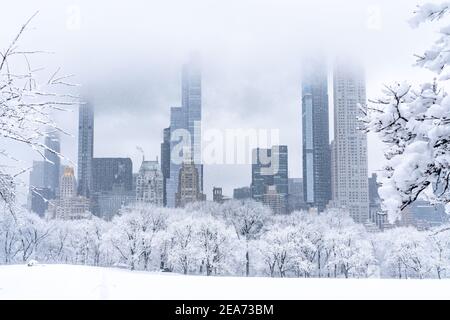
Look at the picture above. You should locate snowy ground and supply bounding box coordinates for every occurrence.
[0,264,449,299]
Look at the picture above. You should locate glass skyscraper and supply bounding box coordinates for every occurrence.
[77,102,94,198]
[251,145,288,213]
[161,127,171,206]
[301,58,332,212]
[166,57,203,207]
[43,131,61,199]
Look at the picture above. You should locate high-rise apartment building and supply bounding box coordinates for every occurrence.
[332,61,369,223]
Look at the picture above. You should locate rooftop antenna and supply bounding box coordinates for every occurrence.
[136,146,145,162]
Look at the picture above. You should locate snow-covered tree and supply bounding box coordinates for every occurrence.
[166,217,200,274]
[428,227,450,279]
[321,211,375,278]
[257,225,297,278]
[220,200,270,276]
[15,210,51,262]
[280,211,327,277]
[194,215,236,276]
[0,206,21,263]
[363,2,450,222]
[381,227,433,279]
[103,205,167,270]
[324,224,374,278]
[66,217,108,266]
[42,219,73,263]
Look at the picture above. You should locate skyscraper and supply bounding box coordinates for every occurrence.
[161,127,171,206]
[91,157,134,218]
[77,103,94,198]
[43,131,61,199]
[182,59,202,166]
[28,160,48,216]
[302,59,332,212]
[166,58,203,207]
[251,148,274,203]
[332,61,369,223]
[47,167,91,220]
[287,178,307,213]
[272,145,289,199]
[263,185,285,215]
[60,167,77,199]
[92,158,133,192]
[166,107,185,207]
[175,157,205,208]
[251,145,288,213]
[136,159,164,206]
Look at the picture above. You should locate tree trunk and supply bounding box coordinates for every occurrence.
[245,250,250,277]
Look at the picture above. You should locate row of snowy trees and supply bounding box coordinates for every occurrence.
[1,200,450,279]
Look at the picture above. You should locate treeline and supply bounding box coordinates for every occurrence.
[1,200,449,279]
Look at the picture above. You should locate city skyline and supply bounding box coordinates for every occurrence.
[26,57,372,218]
[1,0,439,205]
[28,59,375,207]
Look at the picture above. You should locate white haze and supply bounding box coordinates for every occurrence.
[0,0,441,201]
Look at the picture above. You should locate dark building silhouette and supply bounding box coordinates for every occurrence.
[213,187,225,203]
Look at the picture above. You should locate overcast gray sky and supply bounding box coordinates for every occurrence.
[0,0,441,202]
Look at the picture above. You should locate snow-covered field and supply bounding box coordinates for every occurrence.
[0,264,450,300]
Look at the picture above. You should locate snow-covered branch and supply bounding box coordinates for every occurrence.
[0,12,78,212]
[363,2,450,221]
